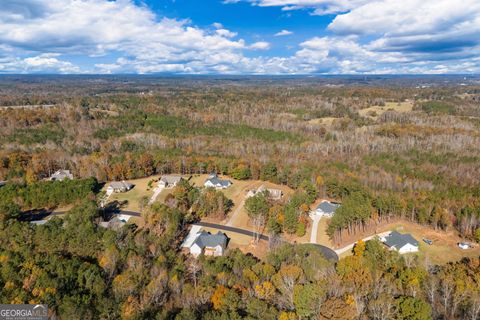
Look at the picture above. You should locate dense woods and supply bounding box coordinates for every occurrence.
[0,75,479,319]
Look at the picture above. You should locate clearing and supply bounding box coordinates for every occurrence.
[337,219,480,265]
[307,117,342,126]
[200,225,269,259]
[359,101,413,119]
[104,175,160,212]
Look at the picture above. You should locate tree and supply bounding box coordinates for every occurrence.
[394,296,431,320]
[293,283,324,318]
[245,192,270,243]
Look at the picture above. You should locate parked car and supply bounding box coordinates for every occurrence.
[423,238,433,245]
[458,242,470,250]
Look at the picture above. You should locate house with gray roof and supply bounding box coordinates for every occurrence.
[189,231,228,257]
[107,181,133,194]
[247,185,283,200]
[314,200,341,218]
[204,173,232,189]
[0,181,6,188]
[158,175,182,188]
[382,231,419,254]
[49,170,73,181]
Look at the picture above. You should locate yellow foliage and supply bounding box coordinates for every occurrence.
[4,281,14,290]
[279,311,296,320]
[0,255,9,263]
[211,285,228,310]
[254,281,275,300]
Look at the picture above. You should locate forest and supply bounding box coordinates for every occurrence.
[0,75,479,319]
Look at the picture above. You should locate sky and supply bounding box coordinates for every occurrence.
[0,0,479,74]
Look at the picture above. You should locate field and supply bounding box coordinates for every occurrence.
[358,101,413,119]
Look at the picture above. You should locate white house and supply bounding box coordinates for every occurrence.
[382,231,419,254]
[314,200,341,218]
[107,181,133,194]
[188,231,228,257]
[158,175,182,188]
[49,170,73,181]
[204,173,232,189]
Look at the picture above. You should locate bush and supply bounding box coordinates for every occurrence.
[296,222,306,237]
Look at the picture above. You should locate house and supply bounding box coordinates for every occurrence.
[314,200,341,218]
[158,175,182,188]
[246,185,283,200]
[0,181,6,188]
[188,231,228,257]
[204,173,232,189]
[49,170,73,181]
[382,231,419,254]
[99,216,127,230]
[107,181,133,194]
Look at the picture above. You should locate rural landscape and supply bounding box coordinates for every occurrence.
[0,75,479,319]
[1,0,480,319]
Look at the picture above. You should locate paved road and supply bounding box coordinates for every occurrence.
[194,221,269,241]
[27,209,339,261]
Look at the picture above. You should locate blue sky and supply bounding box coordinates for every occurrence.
[0,0,479,74]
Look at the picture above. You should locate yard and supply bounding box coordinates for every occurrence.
[200,226,269,259]
[337,220,480,265]
[104,175,161,212]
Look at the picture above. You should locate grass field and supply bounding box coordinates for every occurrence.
[359,101,413,119]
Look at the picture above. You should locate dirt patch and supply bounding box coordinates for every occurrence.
[359,101,413,119]
[308,117,342,126]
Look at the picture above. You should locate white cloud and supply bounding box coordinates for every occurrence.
[274,29,293,36]
[228,0,371,15]
[1,0,480,74]
[249,41,271,50]
[0,53,80,73]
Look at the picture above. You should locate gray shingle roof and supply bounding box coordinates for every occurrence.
[384,231,418,248]
[206,176,231,187]
[50,170,73,181]
[316,201,341,214]
[160,175,182,184]
[109,181,133,190]
[193,231,228,249]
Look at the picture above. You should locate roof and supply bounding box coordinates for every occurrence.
[205,176,231,187]
[0,181,6,187]
[160,175,182,184]
[109,181,133,190]
[384,231,418,249]
[192,231,228,249]
[316,201,341,214]
[50,170,73,181]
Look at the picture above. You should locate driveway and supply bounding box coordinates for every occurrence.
[226,198,246,226]
[309,213,322,244]
[148,186,164,204]
[194,221,269,241]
